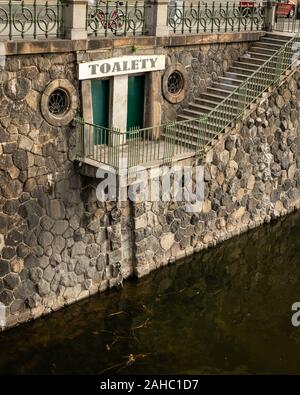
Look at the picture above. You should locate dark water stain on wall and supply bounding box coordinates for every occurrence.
[0,210,300,375]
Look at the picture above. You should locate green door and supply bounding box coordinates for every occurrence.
[92,79,110,144]
[127,75,145,131]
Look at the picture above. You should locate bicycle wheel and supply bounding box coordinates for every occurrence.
[108,9,125,34]
[88,8,107,33]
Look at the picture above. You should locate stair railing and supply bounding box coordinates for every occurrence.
[165,32,300,160]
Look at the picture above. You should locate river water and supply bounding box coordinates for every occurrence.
[0,210,300,375]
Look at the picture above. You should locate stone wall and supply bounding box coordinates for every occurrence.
[132,70,300,278]
[0,53,133,329]
[0,38,299,331]
[161,41,250,123]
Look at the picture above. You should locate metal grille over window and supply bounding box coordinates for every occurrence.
[48,89,69,115]
[167,71,183,94]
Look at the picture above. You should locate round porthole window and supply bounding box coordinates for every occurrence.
[48,89,70,116]
[167,71,184,95]
[41,79,78,127]
[162,63,188,104]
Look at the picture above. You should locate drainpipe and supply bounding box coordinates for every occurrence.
[264,0,276,32]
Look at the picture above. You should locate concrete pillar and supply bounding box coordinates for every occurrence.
[264,0,276,32]
[145,0,169,36]
[81,80,93,156]
[64,0,88,40]
[145,71,162,139]
[110,75,128,136]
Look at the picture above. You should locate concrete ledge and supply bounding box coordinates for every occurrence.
[3,31,266,56]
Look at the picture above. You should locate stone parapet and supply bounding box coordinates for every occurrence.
[3,31,265,56]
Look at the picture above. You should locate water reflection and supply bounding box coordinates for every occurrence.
[1,211,300,374]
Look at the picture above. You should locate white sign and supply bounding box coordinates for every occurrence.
[79,55,166,80]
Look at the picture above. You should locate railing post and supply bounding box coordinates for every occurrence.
[264,0,276,32]
[144,0,169,36]
[64,0,88,40]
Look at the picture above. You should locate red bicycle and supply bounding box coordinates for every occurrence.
[89,0,125,33]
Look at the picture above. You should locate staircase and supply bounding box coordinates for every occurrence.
[167,33,293,154]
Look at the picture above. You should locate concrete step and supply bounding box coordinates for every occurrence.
[239,56,276,66]
[233,61,259,71]
[235,62,276,75]
[260,37,291,45]
[255,41,283,50]
[191,99,218,110]
[198,92,227,102]
[195,96,226,106]
[190,100,237,114]
[218,76,243,85]
[176,115,237,134]
[247,51,271,60]
[229,66,254,75]
[250,46,277,55]
[207,86,236,96]
[180,106,238,122]
[224,71,248,81]
[162,127,215,144]
[195,95,239,108]
[211,82,238,91]
[239,55,266,65]
[183,108,208,117]
[265,33,292,41]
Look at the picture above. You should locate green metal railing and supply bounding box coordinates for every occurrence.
[167,32,300,158]
[168,1,265,34]
[76,120,196,171]
[76,119,124,169]
[76,33,300,171]
[0,0,66,39]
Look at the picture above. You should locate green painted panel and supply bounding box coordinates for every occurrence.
[92,79,110,144]
[127,75,145,131]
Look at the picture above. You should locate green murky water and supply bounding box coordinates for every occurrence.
[1,211,300,375]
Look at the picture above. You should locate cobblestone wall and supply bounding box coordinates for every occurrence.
[133,70,300,277]
[162,42,250,123]
[0,54,133,329]
[0,50,299,331]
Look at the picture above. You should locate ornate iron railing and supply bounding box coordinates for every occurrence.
[76,34,300,172]
[168,1,265,34]
[274,7,300,33]
[0,0,66,39]
[87,0,146,37]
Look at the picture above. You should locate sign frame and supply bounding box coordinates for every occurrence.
[79,55,166,80]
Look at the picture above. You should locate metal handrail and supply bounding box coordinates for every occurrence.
[194,32,300,153]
